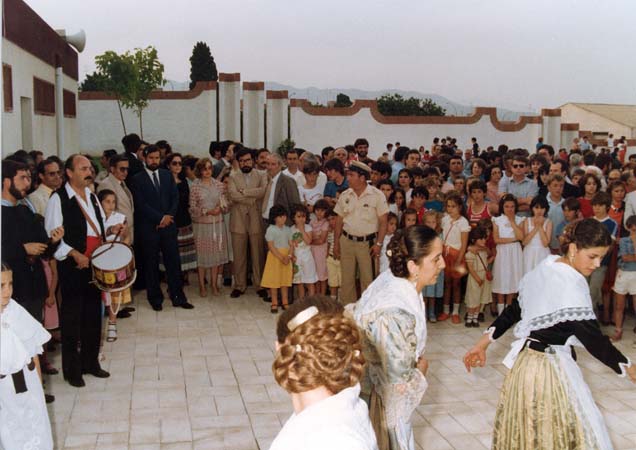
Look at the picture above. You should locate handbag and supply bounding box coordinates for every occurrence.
[443,221,467,279]
[477,252,493,281]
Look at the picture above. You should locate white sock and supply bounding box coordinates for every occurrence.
[453,304,461,316]
[497,303,505,315]
[443,304,450,315]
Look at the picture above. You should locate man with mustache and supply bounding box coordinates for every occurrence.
[131,145,193,311]
[227,147,268,298]
[45,154,119,387]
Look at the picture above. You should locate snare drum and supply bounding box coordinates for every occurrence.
[91,242,136,292]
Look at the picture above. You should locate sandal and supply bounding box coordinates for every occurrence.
[106,322,117,342]
[610,328,623,342]
[281,303,288,311]
[270,306,278,314]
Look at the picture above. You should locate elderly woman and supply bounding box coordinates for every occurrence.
[351,226,445,450]
[270,295,377,450]
[163,153,197,280]
[189,158,229,296]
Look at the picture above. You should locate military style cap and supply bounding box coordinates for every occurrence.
[348,160,371,176]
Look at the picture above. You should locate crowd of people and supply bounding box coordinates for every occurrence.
[2,132,636,449]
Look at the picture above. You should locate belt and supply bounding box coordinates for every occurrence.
[524,339,577,360]
[0,358,36,393]
[343,230,376,242]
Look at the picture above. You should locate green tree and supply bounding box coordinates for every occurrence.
[376,93,446,116]
[95,46,165,137]
[79,72,109,91]
[189,42,218,90]
[334,93,353,107]
[276,138,295,156]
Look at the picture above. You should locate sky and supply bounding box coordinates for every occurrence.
[24,0,636,111]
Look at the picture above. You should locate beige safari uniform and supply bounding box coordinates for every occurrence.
[334,184,389,304]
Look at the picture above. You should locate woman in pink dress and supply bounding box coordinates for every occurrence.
[189,158,230,296]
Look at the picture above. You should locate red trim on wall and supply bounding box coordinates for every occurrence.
[243,81,264,91]
[266,90,288,100]
[541,108,561,117]
[218,73,240,82]
[2,0,79,80]
[3,64,13,112]
[78,81,217,101]
[560,123,579,131]
[290,99,543,132]
[33,77,55,115]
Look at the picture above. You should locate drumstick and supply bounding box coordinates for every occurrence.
[91,227,123,259]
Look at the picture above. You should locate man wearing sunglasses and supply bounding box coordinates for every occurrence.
[499,154,538,217]
[97,154,135,243]
[28,157,63,216]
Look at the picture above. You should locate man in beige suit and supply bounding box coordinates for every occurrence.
[96,154,135,242]
[227,148,268,298]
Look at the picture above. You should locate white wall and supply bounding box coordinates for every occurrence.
[290,105,541,158]
[219,80,240,142]
[78,89,217,158]
[1,39,79,157]
[243,88,265,148]
[561,104,632,139]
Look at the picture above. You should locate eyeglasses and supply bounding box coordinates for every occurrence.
[512,164,526,169]
[171,161,182,166]
[118,167,129,172]
[45,171,62,176]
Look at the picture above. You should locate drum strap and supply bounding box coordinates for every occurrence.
[75,196,103,243]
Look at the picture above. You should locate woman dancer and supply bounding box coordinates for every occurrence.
[464,219,636,450]
[352,226,445,450]
[270,296,377,450]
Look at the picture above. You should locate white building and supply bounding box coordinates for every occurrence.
[2,0,81,158]
[560,103,636,140]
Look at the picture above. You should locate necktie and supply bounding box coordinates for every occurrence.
[152,171,159,191]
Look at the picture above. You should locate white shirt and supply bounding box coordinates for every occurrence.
[145,167,160,187]
[284,169,328,194]
[263,172,281,219]
[44,183,106,260]
[270,384,378,450]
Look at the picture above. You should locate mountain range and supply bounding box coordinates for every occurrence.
[162,80,531,120]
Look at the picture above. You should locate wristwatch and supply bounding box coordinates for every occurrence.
[375,242,382,247]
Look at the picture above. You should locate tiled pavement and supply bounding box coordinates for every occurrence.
[46,286,636,449]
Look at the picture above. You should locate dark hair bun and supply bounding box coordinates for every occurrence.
[387,226,438,279]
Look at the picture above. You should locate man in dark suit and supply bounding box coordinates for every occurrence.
[213,140,235,178]
[122,133,146,187]
[262,153,301,224]
[131,145,193,311]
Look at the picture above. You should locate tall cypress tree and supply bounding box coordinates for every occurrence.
[189,42,218,90]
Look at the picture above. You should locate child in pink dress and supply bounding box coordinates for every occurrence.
[310,200,330,295]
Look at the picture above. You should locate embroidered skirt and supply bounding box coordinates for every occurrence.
[493,347,610,450]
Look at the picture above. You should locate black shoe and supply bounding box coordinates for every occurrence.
[261,296,272,303]
[223,278,232,287]
[45,394,55,403]
[174,302,194,309]
[257,289,268,298]
[478,312,485,322]
[230,289,244,298]
[270,306,278,314]
[465,320,472,328]
[123,306,136,313]
[116,310,131,319]
[151,303,163,311]
[83,368,110,378]
[42,364,59,375]
[66,376,85,388]
[472,320,480,328]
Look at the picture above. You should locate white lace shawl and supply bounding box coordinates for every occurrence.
[353,270,427,357]
[501,255,596,368]
[0,300,51,375]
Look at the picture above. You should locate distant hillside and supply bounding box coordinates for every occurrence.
[163,80,530,119]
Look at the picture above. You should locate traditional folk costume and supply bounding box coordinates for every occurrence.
[351,270,428,450]
[45,184,106,382]
[269,384,378,450]
[486,255,631,449]
[0,299,53,449]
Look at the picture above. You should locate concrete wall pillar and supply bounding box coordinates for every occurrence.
[541,108,562,150]
[560,123,580,150]
[242,82,265,148]
[266,90,289,151]
[218,73,241,142]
